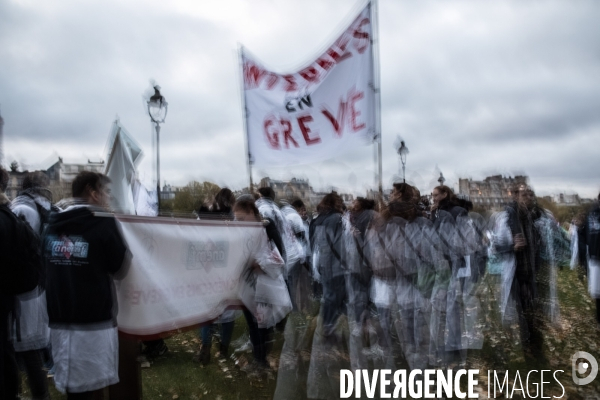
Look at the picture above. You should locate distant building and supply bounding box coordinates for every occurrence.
[458,175,528,210]
[45,158,105,200]
[258,177,357,209]
[160,183,182,201]
[7,158,105,201]
[551,193,581,206]
[259,177,312,205]
[6,169,29,200]
[366,188,392,203]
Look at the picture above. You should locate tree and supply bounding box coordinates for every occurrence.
[172,181,221,213]
[10,160,18,172]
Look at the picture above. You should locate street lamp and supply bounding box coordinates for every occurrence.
[147,85,168,212]
[397,140,409,183]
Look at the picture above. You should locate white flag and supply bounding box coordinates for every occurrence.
[105,120,143,214]
[242,2,376,167]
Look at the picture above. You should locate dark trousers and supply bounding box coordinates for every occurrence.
[322,276,347,336]
[201,321,234,349]
[1,340,18,400]
[16,349,49,399]
[67,391,95,400]
[243,309,272,365]
[1,311,19,400]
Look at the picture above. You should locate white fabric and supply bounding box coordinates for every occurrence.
[242,3,376,167]
[115,216,290,333]
[106,129,137,214]
[589,259,600,299]
[569,223,579,270]
[11,194,50,233]
[51,327,119,394]
[12,287,50,351]
[281,204,308,263]
[370,276,393,308]
[256,198,302,273]
[132,179,158,217]
[10,196,51,351]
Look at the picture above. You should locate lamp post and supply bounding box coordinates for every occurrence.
[147,85,168,213]
[397,141,409,183]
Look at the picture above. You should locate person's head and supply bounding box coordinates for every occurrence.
[513,184,536,209]
[257,186,275,201]
[72,171,111,208]
[455,197,473,211]
[352,197,375,213]
[22,171,49,191]
[411,187,421,205]
[432,185,453,206]
[22,171,51,200]
[233,195,261,222]
[391,182,414,202]
[0,166,8,194]
[211,188,235,213]
[317,191,344,214]
[291,198,307,220]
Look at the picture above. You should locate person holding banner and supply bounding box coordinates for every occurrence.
[44,172,128,399]
[234,196,291,380]
[194,188,239,365]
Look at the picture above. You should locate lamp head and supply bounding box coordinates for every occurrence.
[147,85,168,123]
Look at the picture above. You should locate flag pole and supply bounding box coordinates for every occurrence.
[370,0,384,202]
[238,45,254,193]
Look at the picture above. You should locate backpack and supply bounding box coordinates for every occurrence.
[0,205,43,293]
[18,192,55,235]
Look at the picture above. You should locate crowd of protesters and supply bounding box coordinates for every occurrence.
[1,166,599,399]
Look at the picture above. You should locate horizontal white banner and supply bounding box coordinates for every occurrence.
[114,215,289,335]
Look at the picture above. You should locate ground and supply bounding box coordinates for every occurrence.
[20,268,600,399]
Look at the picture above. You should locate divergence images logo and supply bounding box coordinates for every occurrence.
[50,235,89,259]
[572,351,598,385]
[185,241,228,272]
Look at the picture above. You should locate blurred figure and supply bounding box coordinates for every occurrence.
[307,192,349,399]
[383,184,425,369]
[44,172,128,399]
[234,196,291,380]
[499,184,562,361]
[273,199,317,400]
[344,197,379,371]
[429,185,468,367]
[578,192,600,326]
[194,188,238,365]
[11,172,54,399]
[455,199,487,352]
[431,185,467,222]
[1,166,42,400]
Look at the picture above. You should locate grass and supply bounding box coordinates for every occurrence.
[21,267,600,399]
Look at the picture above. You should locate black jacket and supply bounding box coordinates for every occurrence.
[44,206,127,327]
[0,201,40,315]
[310,211,345,281]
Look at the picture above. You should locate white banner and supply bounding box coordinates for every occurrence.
[242,2,375,167]
[114,215,288,335]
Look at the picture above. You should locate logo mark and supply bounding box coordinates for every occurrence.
[185,241,228,272]
[572,351,598,385]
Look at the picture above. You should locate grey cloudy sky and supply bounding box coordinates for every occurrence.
[1,0,599,198]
